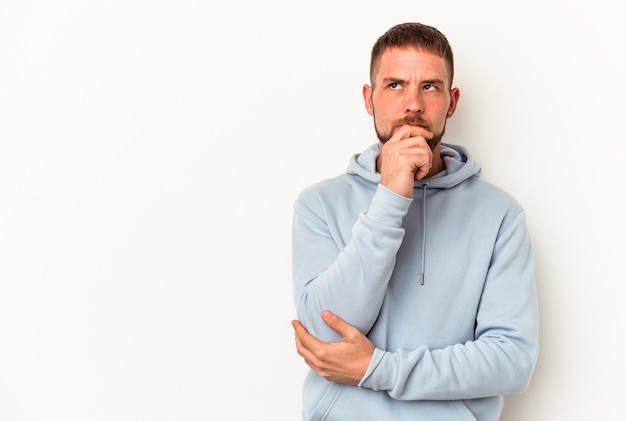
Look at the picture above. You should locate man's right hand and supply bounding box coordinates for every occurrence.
[378,125,434,198]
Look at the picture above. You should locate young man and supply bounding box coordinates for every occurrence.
[291,22,538,420]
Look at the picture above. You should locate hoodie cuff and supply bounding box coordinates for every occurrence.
[358,348,388,389]
[365,184,412,228]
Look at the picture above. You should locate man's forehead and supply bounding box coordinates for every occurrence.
[376,48,448,78]
[379,47,444,64]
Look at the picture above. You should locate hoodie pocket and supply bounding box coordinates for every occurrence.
[305,383,345,421]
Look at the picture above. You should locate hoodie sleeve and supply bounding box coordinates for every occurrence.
[358,209,539,400]
[293,183,411,342]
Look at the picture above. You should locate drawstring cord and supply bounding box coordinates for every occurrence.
[420,183,428,286]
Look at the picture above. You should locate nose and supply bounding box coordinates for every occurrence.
[404,88,423,114]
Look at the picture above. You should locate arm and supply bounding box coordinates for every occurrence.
[293,127,434,342]
[293,210,539,400]
[293,183,410,342]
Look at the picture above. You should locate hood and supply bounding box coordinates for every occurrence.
[346,142,482,285]
[346,142,482,189]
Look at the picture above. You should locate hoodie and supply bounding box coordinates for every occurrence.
[292,143,538,421]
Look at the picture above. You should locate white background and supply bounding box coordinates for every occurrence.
[1,1,624,420]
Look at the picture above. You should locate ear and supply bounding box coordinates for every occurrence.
[447,87,460,118]
[362,84,374,116]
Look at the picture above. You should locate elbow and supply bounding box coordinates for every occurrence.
[507,343,539,394]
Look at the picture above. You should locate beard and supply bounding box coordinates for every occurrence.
[374,114,446,151]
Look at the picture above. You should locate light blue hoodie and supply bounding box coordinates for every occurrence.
[292,143,538,421]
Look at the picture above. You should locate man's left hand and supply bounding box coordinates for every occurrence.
[291,310,375,385]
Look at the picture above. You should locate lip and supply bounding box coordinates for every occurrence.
[401,123,428,129]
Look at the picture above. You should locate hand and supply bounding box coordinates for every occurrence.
[378,125,434,198]
[291,311,375,385]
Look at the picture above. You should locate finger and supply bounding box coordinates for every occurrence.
[292,326,320,370]
[414,150,433,180]
[385,136,432,174]
[392,124,434,142]
[291,319,306,333]
[293,329,309,357]
[291,320,310,343]
[292,319,322,351]
[294,337,317,369]
[321,310,358,338]
[406,126,434,141]
[401,138,432,180]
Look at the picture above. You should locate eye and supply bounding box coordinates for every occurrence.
[389,82,401,90]
[423,84,436,91]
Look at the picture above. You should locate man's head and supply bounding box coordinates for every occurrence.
[363,22,459,149]
[370,22,454,90]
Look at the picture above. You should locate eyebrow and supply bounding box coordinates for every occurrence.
[381,77,406,84]
[422,79,445,85]
[381,77,446,85]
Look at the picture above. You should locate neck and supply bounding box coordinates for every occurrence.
[427,143,445,177]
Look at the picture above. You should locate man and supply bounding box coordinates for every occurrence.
[291,22,538,420]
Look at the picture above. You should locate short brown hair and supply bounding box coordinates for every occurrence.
[370,22,454,88]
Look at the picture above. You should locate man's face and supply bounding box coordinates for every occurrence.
[363,48,459,149]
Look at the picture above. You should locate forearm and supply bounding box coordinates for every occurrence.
[360,210,538,400]
[360,332,537,400]
[293,184,411,341]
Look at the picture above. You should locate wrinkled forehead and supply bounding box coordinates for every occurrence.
[372,47,451,86]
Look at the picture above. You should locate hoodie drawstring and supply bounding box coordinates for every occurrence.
[420,183,429,286]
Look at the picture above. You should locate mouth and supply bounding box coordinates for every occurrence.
[395,122,429,131]
[397,117,429,129]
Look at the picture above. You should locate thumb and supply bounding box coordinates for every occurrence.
[321,310,355,338]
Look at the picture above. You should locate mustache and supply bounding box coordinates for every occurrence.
[395,116,430,130]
